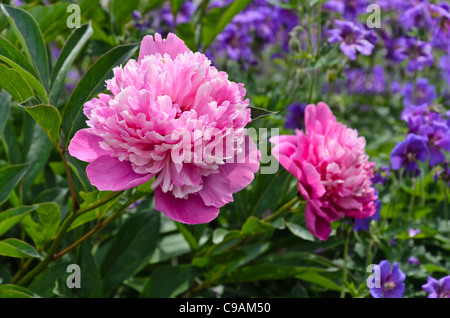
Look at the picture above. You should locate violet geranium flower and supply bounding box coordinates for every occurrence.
[370,260,406,298]
[390,133,429,176]
[393,37,434,72]
[328,20,375,60]
[271,102,377,240]
[422,276,450,298]
[69,33,260,224]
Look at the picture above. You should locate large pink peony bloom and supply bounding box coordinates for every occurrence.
[270,102,377,240]
[69,33,259,224]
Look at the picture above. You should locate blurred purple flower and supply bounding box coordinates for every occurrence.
[390,133,429,176]
[408,256,420,266]
[401,78,437,110]
[434,161,450,187]
[440,51,450,83]
[408,228,422,238]
[372,166,390,185]
[422,276,450,298]
[399,0,437,30]
[393,37,434,72]
[328,20,375,60]
[431,2,450,49]
[344,66,386,95]
[370,260,406,298]
[285,103,307,130]
[323,0,369,20]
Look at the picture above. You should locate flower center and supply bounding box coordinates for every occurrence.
[384,281,396,291]
[344,32,356,45]
[407,152,416,162]
[441,290,450,298]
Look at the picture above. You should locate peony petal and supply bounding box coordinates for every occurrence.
[68,129,110,162]
[155,187,220,224]
[223,135,260,192]
[86,156,154,191]
[198,170,234,208]
[138,33,190,61]
[305,202,332,241]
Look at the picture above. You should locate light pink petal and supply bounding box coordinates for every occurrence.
[138,33,190,61]
[86,156,154,191]
[155,187,220,224]
[68,129,110,162]
[198,170,234,208]
[223,135,260,192]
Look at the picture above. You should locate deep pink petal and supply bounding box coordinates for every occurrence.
[68,129,110,162]
[305,202,332,241]
[86,156,153,191]
[155,187,220,224]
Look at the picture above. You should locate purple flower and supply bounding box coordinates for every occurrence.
[434,161,450,187]
[370,260,406,298]
[323,0,369,20]
[401,78,437,110]
[344,66,386,95]
[392,37,434,72]
[371,166,390,185]
[440,51,450,83]
[399,0,437,30]
[422,276,450,298]
[328,20,375,60]
[285,103,307,130]
[408,228,422,238]
[353,189,381,232]
[408,256,420,266]
[431,2,450,49]
[390,133,429,176]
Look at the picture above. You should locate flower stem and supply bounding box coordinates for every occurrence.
[443,182,450,242]
[262,196,299,223]
[15,190,126,287]
[340,224,351,298]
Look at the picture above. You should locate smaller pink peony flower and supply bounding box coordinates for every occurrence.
[69,33,259,224]
[270,102,377,240]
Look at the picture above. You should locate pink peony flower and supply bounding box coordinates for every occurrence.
[270,102,376,240]
[69,33,259,224]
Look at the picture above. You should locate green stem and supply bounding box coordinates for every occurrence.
[443,182,450,242]
[340,225,351,298]
[408,177,417,220]
[262,196,299,223]
[16,190,126,287]
[53,193,146,260]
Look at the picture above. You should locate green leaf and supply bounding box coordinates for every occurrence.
[62,43,138,146]
[49,23,93,105]
[141,265,200,298]
[0,163,29,206]
[0,238,39,258]
[100,210,160,294]
[111,0,139,31]
[202,0,253,49]
[0,36,36,75]
[249,106,279,121]
[241,217,275,236]
[175,222,199,251]
[285,220,315,242]
[1,5,49,91]
[0,205,37,237]
[28,261,71,298]
[0,64,34,102]
[170,0,186,18]
[21,203,61,250]
[0,52,48,103]
[295,272,343,292]
[23,104,61,147]
[0,284,40,298]
[0,90,10,137]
